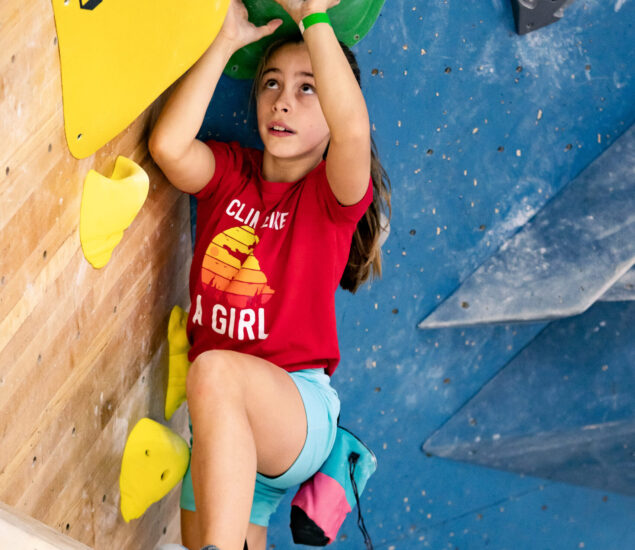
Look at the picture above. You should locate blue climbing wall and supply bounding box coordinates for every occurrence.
[198,0,635,548]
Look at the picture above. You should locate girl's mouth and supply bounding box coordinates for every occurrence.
[268,123,296,137]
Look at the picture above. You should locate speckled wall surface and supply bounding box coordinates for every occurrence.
[198,1,635,548]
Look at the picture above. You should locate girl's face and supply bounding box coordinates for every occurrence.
[256,43,330,165]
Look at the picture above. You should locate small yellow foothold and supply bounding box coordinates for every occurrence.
[165,305,192,421]
[79,156,149,269]
[119,418,190,522]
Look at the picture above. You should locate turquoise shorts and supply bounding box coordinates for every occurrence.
[180,368,340,527]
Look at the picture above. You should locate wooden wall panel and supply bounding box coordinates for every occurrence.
[1,2,191,548]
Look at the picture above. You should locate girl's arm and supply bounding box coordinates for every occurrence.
[276,0,371,206]
[149,1,282,194]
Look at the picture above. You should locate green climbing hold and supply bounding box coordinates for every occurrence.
[225,0,386,79]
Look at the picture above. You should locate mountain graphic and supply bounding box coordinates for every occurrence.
[201,225,275,308]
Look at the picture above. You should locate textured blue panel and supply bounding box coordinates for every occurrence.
[416,481,635,550]
[419,123,635,328]
[195,0,635,547]
[423,300,635,496]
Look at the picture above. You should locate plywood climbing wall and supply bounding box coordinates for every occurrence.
[0,2,191,548]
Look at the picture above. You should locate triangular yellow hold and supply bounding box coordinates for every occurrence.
[119,418,190,523]
[165,305,192,421]
[51,0,231,158]
[79,156,149,269]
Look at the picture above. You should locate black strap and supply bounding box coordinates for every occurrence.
[348,453,373,550]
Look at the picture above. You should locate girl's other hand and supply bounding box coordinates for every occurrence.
[218,0,283,51]
[273,0,341,25]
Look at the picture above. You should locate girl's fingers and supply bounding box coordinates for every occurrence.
[272,0,341,21]
[271,0,302,18]
[256,18,284,40]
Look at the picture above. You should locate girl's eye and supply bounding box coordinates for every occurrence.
[300,84,315,94]
[264,79,278,89]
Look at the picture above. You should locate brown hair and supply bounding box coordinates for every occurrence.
[252,36,391,293]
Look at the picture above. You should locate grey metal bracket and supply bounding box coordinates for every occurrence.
[511,0,576,35]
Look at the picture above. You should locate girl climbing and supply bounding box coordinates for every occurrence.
[148,0,390,549]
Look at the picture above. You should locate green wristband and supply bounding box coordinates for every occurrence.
[299,12,332,34]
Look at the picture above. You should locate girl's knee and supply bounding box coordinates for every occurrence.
[186,350,241,403]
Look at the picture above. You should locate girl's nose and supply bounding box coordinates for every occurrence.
[273,102,289,113]
[272,91,291,113]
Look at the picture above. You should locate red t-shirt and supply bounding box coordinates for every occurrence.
[186,141,373,376]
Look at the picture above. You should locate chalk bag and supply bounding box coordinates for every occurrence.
[290,426,377,548]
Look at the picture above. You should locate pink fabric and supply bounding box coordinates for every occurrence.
[291,472,352,543]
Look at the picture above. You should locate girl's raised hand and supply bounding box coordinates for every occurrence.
[218,0,283,50]
[273,0,341,24]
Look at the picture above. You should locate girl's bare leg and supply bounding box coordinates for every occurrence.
[183,349,307,550]
[181,509,199,550]
[182,512,267,550]
[246,523,267,550]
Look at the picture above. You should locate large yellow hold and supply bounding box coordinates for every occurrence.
[51,0,231,158]
[79,156,149,269]
[165,305,192,421]
[119,418,190,522]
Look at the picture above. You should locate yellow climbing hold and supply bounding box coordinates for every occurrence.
[79,156,149,269]
[51,0,231,158]
[119,418,190,522]
[165,305,192,421]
